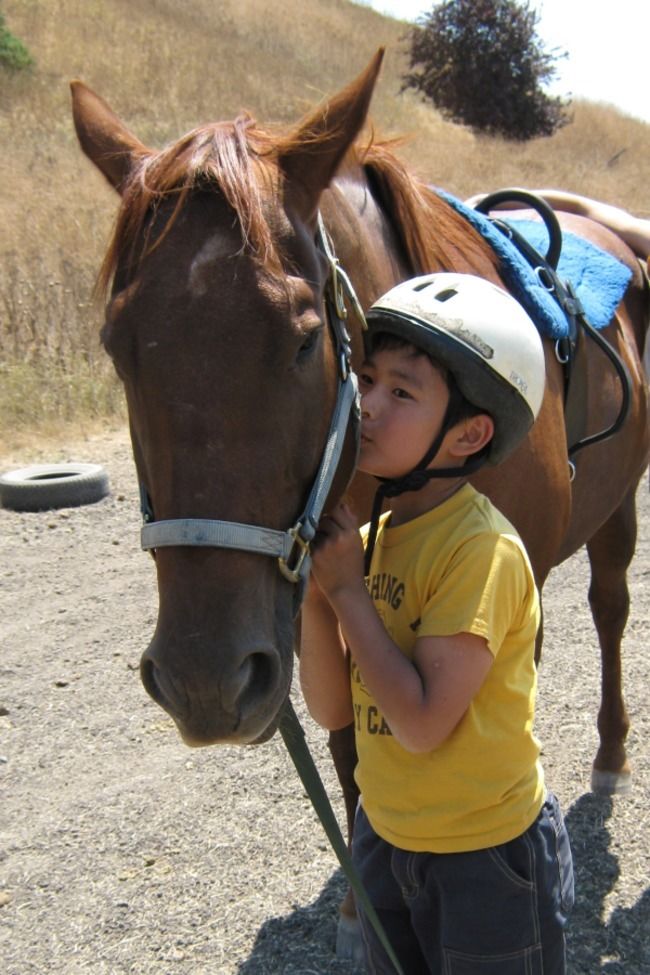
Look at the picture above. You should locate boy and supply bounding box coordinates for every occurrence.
[300,273,574,974]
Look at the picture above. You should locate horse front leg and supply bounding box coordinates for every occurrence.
[295,616,363,961]
[586,486,638,794]
[327,724,363,961]
[327,723,359,847]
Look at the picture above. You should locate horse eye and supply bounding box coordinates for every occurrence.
[297,328,320,360]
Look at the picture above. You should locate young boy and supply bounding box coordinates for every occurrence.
[300,273,574,975]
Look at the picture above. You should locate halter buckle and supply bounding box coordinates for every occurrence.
[278,522,312,583]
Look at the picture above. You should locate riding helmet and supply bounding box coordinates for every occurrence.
[365,272,546,466]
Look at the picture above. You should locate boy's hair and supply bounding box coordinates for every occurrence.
[366,330,491,432]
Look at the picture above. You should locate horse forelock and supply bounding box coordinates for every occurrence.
[97,115,499,303]
[98,114,287,297]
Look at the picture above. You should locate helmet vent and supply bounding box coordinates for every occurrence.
[434,288,458,302]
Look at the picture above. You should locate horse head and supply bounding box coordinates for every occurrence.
[71,51,385,746]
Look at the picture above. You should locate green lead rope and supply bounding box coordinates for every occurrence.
[279,699,405,975]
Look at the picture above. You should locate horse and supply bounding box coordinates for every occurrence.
[71,48,648,947]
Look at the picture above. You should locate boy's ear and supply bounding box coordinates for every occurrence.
[449,414,495,458]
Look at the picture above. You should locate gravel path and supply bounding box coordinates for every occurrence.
[1,429,648,974]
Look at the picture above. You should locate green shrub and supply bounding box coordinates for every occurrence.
[0,12,34,71]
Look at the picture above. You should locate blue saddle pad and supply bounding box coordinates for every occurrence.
[438,191,633,339]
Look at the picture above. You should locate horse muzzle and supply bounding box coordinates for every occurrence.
[140,624,289,746]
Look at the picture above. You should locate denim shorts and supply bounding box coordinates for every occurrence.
[351,793,574,975]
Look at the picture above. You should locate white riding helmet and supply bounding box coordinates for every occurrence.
[366,272,546,465]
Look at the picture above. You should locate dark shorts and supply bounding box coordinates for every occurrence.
[351,793,574,975]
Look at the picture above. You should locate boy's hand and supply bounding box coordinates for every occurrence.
[310,502,366,601]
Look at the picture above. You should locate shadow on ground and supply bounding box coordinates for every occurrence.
[236,794,649,974]
[565,793,649,974]
[236,871,362,975]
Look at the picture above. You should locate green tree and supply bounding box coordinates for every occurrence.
[402,0,570,141]
[0,12,34,71]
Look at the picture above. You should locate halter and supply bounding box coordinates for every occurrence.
[139,213,364,614]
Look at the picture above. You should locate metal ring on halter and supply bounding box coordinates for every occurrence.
[568,460,576,482]
[555,339,570,365]
[278,522,312,583]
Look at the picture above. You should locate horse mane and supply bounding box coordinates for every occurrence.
[98,116,498,297]
[360,141,499,277]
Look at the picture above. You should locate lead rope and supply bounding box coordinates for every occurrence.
[279,699,405,975]
[280,221,404,975]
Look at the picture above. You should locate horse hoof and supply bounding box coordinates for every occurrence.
[336,913,364,964]
[591,767,632,795]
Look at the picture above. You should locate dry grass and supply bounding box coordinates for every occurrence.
[1,0,648,446]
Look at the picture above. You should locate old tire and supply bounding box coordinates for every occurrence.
[0,463,110,512]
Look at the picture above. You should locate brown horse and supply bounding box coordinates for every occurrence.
[71,50,648,834]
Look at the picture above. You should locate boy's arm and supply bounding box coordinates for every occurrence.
[330,584,492,752]
[312,502,493,753]
[299,581,354,730]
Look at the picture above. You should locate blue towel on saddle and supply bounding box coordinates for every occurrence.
[438,191,633,339]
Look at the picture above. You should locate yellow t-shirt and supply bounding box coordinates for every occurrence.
[354,482,545,853]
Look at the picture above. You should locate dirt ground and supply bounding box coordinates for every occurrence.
[1,428,648,975]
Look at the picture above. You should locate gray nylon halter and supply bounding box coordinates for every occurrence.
[139,213,365,612]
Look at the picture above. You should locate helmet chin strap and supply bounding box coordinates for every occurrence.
[364,385,487,575]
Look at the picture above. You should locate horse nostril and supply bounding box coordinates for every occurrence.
[140,656,164,707]
[245,650,279,700]
[223,648,280,713]
[142,645,281,716]
[137,641,288,745]
[140,655,192,718]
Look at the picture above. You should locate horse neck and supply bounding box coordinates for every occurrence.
[322,176,411,313]
[321,157,502,324]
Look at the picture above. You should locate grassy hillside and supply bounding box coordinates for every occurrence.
[1,0,648,450]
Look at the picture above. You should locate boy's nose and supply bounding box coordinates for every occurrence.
[360,388,376,419]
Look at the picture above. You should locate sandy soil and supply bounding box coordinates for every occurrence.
[0,428,648,974]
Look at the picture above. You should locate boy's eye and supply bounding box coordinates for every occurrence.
[393,387,412,399]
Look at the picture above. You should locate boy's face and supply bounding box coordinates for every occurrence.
[358,344,451,480]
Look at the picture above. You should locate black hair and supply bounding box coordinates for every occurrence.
[364,330,490,430]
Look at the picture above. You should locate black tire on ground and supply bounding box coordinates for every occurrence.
[0,463,110,512]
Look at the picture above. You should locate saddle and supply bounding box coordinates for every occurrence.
[448,188,633,471]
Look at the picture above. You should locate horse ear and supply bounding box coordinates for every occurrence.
[70,80,150,194]
[280,48,385,221]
